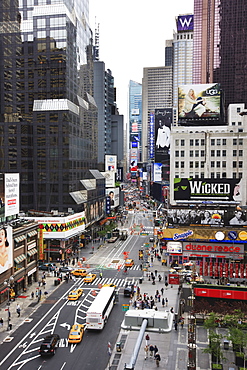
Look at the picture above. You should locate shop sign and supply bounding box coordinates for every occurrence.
[28,267,37,276]
[183,242,243,254]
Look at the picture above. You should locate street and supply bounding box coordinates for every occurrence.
[0,210,154,370]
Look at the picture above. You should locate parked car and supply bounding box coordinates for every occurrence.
[39,263,56,271]
[39,334,60,356]
[59,266,73,273]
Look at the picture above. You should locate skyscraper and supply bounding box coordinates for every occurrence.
[173,14,193,123]
[193,0,247,109]
[129,80,142,170]
[0,0,98,213]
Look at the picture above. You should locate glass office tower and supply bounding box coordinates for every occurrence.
[0,0,97,213]
[193,0,247,109]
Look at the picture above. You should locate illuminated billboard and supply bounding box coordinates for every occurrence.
[155,108,172,163]
[167,208,225,227]
[174,178,242,202]
[105,155,117,172]
[178,83,222,125]
[177,15,193,32]
[106,187,119,208]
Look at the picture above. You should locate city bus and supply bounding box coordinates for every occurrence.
[86,286,116,330]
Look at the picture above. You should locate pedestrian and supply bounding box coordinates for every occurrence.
[36,291,39,299]
[170,307,174,313]
[180,318,184,329]
[0,317,3,328]
[144,345,149,360]
[165,282,168,289]
[158,274,162,282]
[160,287,164,295]
[99,272,103,279]
[155,352,161,367]
[149,344,154,357]
[174,321,178,330]
[145,333,150,346]
[154,345,158,357]
[31,291,34,299]
[165,297,168,306]
[155,269,158,277]
[16,304,21,317]
[43,280,46,289]
[158,294,161,302]
[162,298,165,307]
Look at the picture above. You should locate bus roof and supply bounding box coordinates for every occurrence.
[87,286,115,314]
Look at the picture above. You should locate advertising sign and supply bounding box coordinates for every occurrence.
[174,178,241,202]
[102,171,115,188]
[155,108,172,163]
[177,14,194,32]
[0,225,13,274]
[167,241,182,254]
[106,188,119,208]
[153,163,162,182]
[178,83,221,124]
[149,112,155,160]
[167,208,225,226]
[105,155,117,172]
[0,173,20,217]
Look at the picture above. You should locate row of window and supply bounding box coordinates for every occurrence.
[175,149,243,157]
[175,161,243,169]
[175,173,242,179]
[175,138,243,146]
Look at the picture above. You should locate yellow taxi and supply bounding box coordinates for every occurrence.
[103,283,116,288]
[125,259,134,267]
[68,324,84,343]
[68,288,83,301]
[71,269,87,277]
[84,274,97,283]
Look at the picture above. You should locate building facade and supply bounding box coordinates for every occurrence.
[142,66,173,164]
[0,0,98,213]
[193,0,247,110]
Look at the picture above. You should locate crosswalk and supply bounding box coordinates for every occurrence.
[75,276,138,287]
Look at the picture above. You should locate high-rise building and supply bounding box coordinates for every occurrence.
[142,66,172,164]
[173,14,193,123]
[193,0,247,109]
[129,80,142,172]
[93,62,117,168]
[0,0,98,213]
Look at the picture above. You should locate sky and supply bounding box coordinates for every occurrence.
[89,0,194,121]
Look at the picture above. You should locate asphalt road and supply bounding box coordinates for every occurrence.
[0,210,153,370]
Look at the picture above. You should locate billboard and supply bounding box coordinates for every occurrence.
[0,225,13,274]
[102,171,115,188]
[105,155,117,172]
[174,178,241,202]
[0,173,20,218]
[178,83,221,124]
[167,208,225,227]
[177,15,194,32]
[155,108,172,163]
[149,112,155,160]
[106,187,120,208]
[153,163,162,182]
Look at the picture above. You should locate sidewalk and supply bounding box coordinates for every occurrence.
[107,257,182,370]
[0,269,65,344]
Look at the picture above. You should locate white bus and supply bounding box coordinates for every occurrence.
[86,286,116,330]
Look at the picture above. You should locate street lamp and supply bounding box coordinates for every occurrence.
[4,276,14,331]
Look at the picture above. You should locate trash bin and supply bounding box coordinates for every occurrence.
[139,278,143,284]
[54,280,58,286]
[116,342,122,352]
[223,340,229,350]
